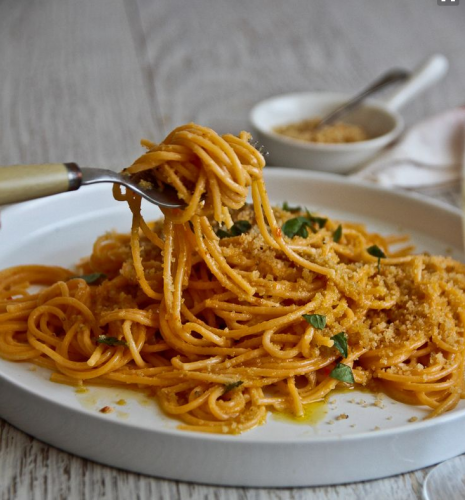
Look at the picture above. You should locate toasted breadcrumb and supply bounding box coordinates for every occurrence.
[274,118,368,144]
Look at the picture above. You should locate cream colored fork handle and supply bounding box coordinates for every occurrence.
[0,163,82,205]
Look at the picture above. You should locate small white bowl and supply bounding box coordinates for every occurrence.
[250,55,448,174]
[250,92,403,174]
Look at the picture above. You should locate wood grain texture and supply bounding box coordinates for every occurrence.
[0,416,429,500]
[135,0,465,135]
[1,0,465,498]
[0,0,158,169]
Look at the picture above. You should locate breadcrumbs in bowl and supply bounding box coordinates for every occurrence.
[274,118,368,144]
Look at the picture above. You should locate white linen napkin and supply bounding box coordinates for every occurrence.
[352,107,465,189]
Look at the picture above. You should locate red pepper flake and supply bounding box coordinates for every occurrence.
[275,227,282,238]
[320,364,335,377]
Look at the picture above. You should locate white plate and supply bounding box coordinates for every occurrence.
[1,168,464,487]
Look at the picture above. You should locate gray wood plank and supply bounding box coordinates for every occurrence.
[0,0,159,169]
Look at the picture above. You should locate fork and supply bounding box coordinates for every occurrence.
[0,163,184,208]
[0,138,269,208]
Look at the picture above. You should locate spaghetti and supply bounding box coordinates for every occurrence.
[1,123,465,433]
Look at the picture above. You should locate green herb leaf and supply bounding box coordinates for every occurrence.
[71,273,107,284]
[282,216,314,238]
[282,201,301,213]
[282,217,304,238]
[229,220,252,236]
[306,210,327,229]
[314,217,328,229]
[367,245,386,259]
[282,211,328,239]
[296,223,308,238]
[223,380,243,394]
[216,220,251,239]
[331,332,348,358]
[97,335,128,347]
[330,363,355,383]
[367,245,386,272]
[333,224,342,243]
[303,314,326,330]
[216,228,231,239]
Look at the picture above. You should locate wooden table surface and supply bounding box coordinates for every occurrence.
[1,1,464,498]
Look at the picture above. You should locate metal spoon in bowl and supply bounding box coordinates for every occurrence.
[0,163,184,208]
[315,68,410,130]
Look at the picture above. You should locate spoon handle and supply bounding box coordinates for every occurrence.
[383,54,449,111]
[316,69,409,129]
[0,163,81,205]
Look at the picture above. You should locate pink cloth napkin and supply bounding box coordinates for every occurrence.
[352,107,465,188]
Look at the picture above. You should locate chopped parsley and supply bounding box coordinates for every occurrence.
[281,211,327,239]
[307,210,328,229]
[216,220,252,239]
[331,332,348,358]
[223,380,243,394]
[282,201,301,213]
[303,314,326,330]
[367,245,386,272]
[97,335,128,347]
[70,273,107,284]
[282,216,314,238]
[333,224,342,243]
[216,228,231,239]
[230,220,252,236]
[330,363,355,383]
